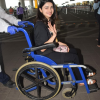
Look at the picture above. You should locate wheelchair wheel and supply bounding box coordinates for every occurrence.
[62,88,76,99]
[15,61,61,100]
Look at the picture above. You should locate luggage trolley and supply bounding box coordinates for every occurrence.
[15,22,99,100]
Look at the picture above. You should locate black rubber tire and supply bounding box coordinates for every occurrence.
[15,61,61,100]
[62,88,76,99]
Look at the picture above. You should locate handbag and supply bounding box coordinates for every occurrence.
[53,38,68,53]
[53,45,68,53]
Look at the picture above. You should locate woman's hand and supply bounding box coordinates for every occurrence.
[41,49,46,52]
[48,21,57,37]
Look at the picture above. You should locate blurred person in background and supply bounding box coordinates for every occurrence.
[9,6,14,15]
[17,2,24,20]
[93,0,100,47]
[24,6,28,18]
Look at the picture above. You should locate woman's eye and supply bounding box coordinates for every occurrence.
[45,7,48,9]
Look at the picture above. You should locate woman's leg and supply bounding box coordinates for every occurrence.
[63,52,82,80]
[46,51,82,80]
[69,48,77,54]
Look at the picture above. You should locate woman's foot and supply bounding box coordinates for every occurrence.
[96,39,98,41]
[79,79,96,86]
[97,45,100,47]
[87,72,96,77]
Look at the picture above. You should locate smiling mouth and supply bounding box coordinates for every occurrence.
[48,13,52,15]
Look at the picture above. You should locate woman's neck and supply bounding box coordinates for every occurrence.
[46,17,50,21]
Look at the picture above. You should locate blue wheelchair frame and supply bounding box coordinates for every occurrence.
[17,23,90,94]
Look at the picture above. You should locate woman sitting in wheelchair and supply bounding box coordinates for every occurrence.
[34,0,96,86]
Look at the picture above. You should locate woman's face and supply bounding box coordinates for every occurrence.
[39,2,54,20]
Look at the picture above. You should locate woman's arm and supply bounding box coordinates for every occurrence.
[45,34,56,43]
[41,22,57,52]
[47,22,71,52]
[58,41,67,46]
[34,21,57,52]
[41,35,56,52]
[45,22,57,43]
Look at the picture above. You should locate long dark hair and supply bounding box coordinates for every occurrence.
[36,0,56,26]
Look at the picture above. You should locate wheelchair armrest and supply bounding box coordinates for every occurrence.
[23,42,59,53]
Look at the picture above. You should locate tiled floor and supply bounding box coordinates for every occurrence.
[1,35,100,100]
[0,11,100,100]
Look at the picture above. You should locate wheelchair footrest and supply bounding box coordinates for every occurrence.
[88,83,99,93]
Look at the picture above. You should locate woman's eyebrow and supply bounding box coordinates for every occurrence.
[44,6,53,8]
[44,6,49,8]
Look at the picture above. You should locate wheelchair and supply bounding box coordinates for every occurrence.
[15,23,99,100]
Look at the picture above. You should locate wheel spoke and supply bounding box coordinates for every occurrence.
[40,83,55,91]
[22,83,38,91]
[40,75,54,83]
[35,67,38,78]
[37,84,41,98]
[21,73,37,83]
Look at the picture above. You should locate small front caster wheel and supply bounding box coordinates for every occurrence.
[62,88,76,99]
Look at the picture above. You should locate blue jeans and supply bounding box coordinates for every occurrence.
[0,43,10,84]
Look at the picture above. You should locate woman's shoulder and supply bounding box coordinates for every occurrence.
[34,20,47,30]
[35,20,44,26]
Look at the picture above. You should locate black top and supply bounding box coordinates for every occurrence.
[34,21,51,46]
[34,20,52,54]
